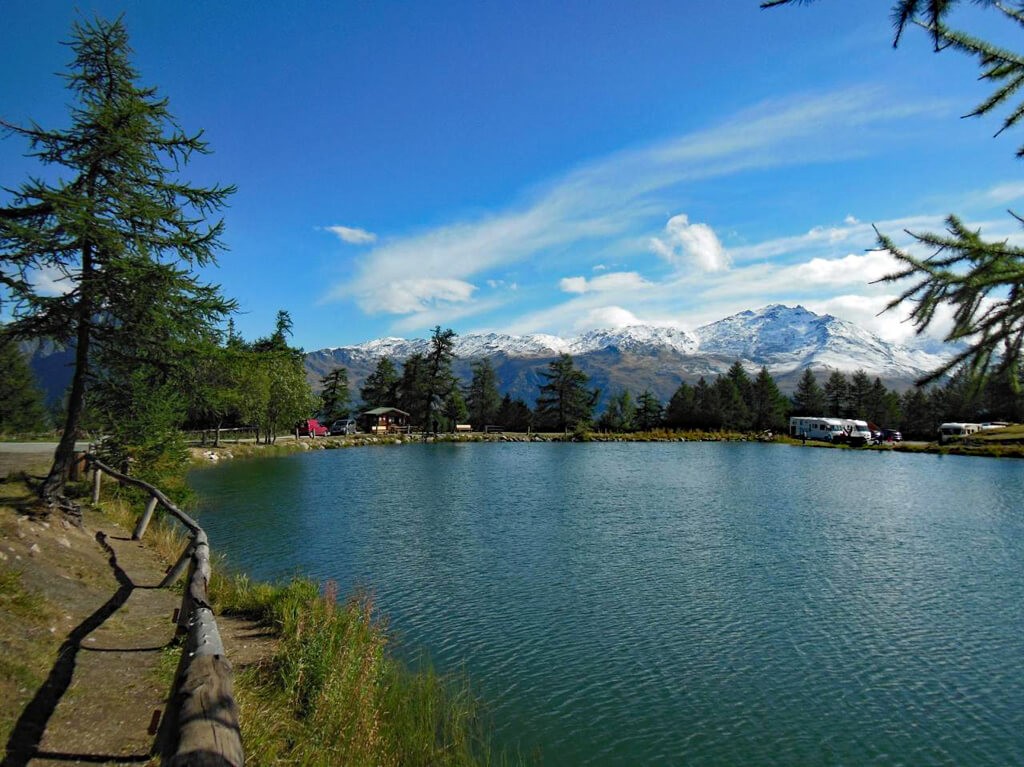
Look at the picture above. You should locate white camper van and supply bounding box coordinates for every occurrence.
[845,419,873,444]
[789,417,848,442]
[937,422,982,444]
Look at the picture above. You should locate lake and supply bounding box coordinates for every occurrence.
[189,442,1024,765]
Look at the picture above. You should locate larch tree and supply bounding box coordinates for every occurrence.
[535,353,598,432]
[791,369,826,416]
[423,326,458,434]
[0,330,49,435]
[466,358,502,430]
[319,367,352,424]
[0,17,235,499]
[763,0,1024,395]
[360,357,399,409]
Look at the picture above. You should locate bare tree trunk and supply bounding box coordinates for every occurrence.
[41,314,90,500]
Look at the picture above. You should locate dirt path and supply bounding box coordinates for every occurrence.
[1,471,271,766]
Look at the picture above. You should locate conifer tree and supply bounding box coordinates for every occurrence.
[498,394,533,432]
[0,18,235,498]
[750,366,787,430]
[791,369,826,416]
[535,354,598,432]
[360,358,399,408]
[319,368,351,424]
[634,390,664,431]
[423,326,458,434]
[0,331,49,435]
[466,358,502,429]
[823,371,849,417]
[664,380,696,428]
[598,390,636,432]
[763,0,1024,395]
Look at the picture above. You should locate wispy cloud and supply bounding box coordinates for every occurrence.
[327,86,944,330]
[559,271,652,294]
[323,225,377,245]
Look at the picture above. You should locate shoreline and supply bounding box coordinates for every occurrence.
[187,429,1024,465]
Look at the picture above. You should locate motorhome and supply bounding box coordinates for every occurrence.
[937,422,982,444]
[789,417,848,442]
[844,419,873,445]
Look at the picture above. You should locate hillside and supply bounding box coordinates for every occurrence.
[306,304,953,406]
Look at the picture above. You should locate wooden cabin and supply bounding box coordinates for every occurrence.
[360,407,411,434]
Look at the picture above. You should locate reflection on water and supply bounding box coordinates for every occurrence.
[190,443,1024,765]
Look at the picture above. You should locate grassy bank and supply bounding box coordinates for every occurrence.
[211,574,501,766]
[92,465,506,766]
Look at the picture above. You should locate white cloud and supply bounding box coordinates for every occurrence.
[373,278,476,315]
[323,225,377,245]
[650,214,729,272]
[31,265,75,296]
[844,215,860,225]
[559,271,652,294]
[792,250,897,286]
[328,87,942,323]
[576,306,643,330]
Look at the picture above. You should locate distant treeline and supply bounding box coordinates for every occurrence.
[6,322,1019,449]
[325,328,1024,439]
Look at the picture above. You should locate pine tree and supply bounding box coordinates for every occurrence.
[466,358,502,430]
[664,380,696,429]
[763,1,1024,396]
[791,369,826,416]
[497,394,533,432]
[535,354,598,432]
[823,371,849,417]
[397,353,430,427]
[360,358,399,409]
[0,18,235,498]
[423,327,458,434]
[598,390,636,432]
[0,331,49,435]
[319,368,351,424]
[634,390,664,431]
[749,366,787,431]
[847,370,873,419]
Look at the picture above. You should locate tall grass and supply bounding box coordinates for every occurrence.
[211,573,506,766]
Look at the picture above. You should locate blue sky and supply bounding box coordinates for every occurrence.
[2,1,1021,351]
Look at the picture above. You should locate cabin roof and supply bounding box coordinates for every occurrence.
[362,407,410,417]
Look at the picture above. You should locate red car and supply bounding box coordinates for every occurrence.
[297,418,329,437]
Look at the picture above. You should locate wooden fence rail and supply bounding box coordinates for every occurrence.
[87,455,243,767]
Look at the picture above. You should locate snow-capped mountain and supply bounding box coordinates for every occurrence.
[306,304,955,404]
[694,304,949,380]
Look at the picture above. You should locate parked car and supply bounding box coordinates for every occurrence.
[330,418,359,436]
[880,428,902,442]
[297,418,329,437]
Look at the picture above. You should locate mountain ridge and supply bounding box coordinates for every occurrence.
[306,304,953,405]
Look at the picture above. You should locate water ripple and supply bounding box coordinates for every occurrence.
[191,443,1024,765]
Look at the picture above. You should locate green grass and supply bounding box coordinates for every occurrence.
[211,573,507,767]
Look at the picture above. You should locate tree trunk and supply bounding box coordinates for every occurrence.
[41,312,91,500]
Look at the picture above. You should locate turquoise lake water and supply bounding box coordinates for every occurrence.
[188,442,1024,765]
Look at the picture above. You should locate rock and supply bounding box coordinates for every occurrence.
[57,536,72,549]
[29,543,41,556]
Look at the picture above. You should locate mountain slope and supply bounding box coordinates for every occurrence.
[306,304,953,406]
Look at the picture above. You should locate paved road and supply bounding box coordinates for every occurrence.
[0,441,91,453]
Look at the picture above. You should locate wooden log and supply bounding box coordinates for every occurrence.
[161,542,195,589]
[177,555,199,636]
[92,466,102,504]
[165,654,243,767]
[134,496,159,540]
[88,457,201,532]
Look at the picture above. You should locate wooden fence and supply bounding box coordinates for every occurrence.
[88,456,244,767]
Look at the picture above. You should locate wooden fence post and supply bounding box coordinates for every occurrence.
[133,496,159,541]
[92,466,102,504]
